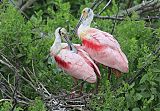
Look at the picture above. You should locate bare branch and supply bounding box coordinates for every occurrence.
[92,0,104,11]
[20,0,37,12]
[94,0,160,21]
[98,0,112,15]
[0,99,11,103]
[94,15,160,21]
[94,15,124,20]
[115,0,160,16]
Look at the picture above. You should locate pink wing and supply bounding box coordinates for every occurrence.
[85,28,121,50]
[77,48,101,78]
[51,48,97,83]
[61,44,100,78]
[82,28,128,73]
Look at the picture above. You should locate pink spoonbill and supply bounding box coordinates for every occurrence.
[74,8,129,78]
[50,27,101,93]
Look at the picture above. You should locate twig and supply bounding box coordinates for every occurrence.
[98,0,112,15]
[9,0,30,20]
[95,0,160,20]
[10,74,19,111]
[94,15,160,20]
[20,0,37,12]
[111,0,120,34]
[91,0,98,9]
[0,99,11,103]
[115,0,160,16]
[92,0,104,11]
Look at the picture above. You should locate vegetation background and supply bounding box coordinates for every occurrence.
[0,0,160,111]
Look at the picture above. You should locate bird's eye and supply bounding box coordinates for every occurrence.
[88,9,90,13]
[61,32,64,35]
[83,10,85,13]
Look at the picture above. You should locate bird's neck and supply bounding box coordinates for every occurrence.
[78,24,90,38]
[50,34,62,55]
[77,16,93,38]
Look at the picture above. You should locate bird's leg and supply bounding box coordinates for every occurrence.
[79,81,85,96]
[95,77,100,94]
[70,77,78,98]
[108,67,112,80]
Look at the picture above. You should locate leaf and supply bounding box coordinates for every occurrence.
[140,74,148,84]
[154,108,160,111]
[129,82,135,89]
[140,92,150,98]
[132,108,141,111]
[155,77,160,82]
[153,69,160,73]
[16,54,24,58]
[147,95,154,104]
[135,93,142,101]
[150,88,157,95]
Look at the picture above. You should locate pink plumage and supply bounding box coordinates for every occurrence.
[79,28,129,73]
[50,45,101,83]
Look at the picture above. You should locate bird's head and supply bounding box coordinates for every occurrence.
[55,27,67,36]
[81,8,94,20]
[56,27,77,53]
[74,8,94,33]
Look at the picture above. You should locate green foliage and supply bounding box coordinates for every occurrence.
[0,101,23,111]
[0,101,11,111]
[28,98,46,111]
[0,0,159,111]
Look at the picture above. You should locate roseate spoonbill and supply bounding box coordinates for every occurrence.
[74,8,129,78]
[50,27,101,93]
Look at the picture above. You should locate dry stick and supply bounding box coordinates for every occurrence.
[0,72,14,92]
[0,60,64,109]
[0,57,36,90]
[111,0,120,35]
[115,0,160,16]
[20,0,37,12]
[0,61,33,104]
[10,74,19,111]
[127,0,133,8]
[95,0,160,20]
[31,60,36,79]
[91,0,98,9]
[98,0,112,15]
[1,59,20,111]
[95,15,160,20]
[92,0,105,11]
[0,81,12,99]
[94,15,124,20]
[22,67,36,86]
[9,0,30,20]
[0,99,11,103]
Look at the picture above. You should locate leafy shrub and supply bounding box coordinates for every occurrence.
[0,0,159,111]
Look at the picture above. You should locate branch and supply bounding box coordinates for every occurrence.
[94,15,160,21]
[114,0,160,16]
[20,0,37,12]
[95,0,160,21]
[98,0,112,15]
[0,99,11,103]
[92,0,104,11]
